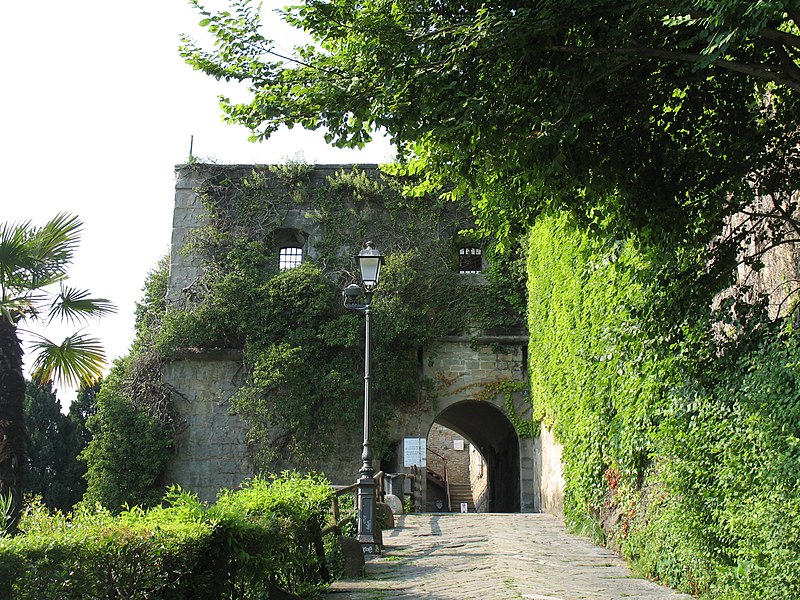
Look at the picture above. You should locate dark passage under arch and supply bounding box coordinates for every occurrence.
[434,401,520,513]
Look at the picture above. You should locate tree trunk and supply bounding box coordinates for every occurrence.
[0,318,27,534]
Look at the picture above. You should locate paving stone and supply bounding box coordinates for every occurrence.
[327,513,692,600]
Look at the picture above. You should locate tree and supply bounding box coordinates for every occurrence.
[23,380,92,512]
[181,0,800,266]
[0,214,114,532]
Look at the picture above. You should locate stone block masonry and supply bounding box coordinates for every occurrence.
[162,350,253,502]
[164,163,567,515]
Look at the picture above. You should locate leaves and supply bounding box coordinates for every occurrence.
[181,0,800,276]
[28,332,108,388]
[1,474,333,598]
[0,213,114,388]
[47,284,116,326]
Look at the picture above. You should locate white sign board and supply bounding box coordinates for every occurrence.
[403,438,426,467]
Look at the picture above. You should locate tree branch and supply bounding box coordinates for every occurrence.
[759,26,800,52]
[769,39,800,80]
[544,45,800,91]
[770,194,800,238]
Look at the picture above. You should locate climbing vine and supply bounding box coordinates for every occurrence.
[526,210,800,598]
[472,380,536,438]
[155,164,526,467]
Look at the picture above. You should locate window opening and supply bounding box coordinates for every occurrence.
[459,247,482,274]
[279,246,303,270]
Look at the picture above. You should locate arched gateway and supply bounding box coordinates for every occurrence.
[163,164,560,515]
[433,401,521,512]
[380,335,538,513]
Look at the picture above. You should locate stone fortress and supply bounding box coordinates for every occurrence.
[162,164,566,516]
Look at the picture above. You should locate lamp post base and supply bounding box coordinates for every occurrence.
[356,473,380,555]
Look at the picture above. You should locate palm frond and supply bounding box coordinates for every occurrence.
[27,213,83,288]
[48,284,117,325]
[0,213,83,300]
[0,295,43,324]
[28,331,108,389]
[31,213,82,263]
[0,219,34,297]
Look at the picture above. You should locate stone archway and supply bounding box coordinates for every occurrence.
[429,401,521,512]
[381,336,538,513]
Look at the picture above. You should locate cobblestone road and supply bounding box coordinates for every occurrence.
[327,513,691,600]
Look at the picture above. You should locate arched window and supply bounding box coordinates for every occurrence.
[279,246,303,270]
[458,247,482,274]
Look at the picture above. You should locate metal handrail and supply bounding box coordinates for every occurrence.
[427,449,451,512]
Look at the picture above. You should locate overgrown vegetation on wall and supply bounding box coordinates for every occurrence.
[155,165,524,467]
[527,212,800,598]
[83,165,525,506]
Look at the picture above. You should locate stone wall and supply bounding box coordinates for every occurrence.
[383,335,540,513]
[162,350,251,502]
[536,425,565,518]
[426,423,470,485]
[725,192,800,320]
[469,444,490,512]
[163,163,565,514]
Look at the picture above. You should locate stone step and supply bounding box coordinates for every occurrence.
[448,483,475,511]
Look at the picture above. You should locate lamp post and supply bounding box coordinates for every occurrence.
[343,241,384,555]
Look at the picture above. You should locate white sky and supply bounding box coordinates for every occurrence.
[0,1,393,407]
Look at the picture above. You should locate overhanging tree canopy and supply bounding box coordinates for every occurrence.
[182,1,800,256]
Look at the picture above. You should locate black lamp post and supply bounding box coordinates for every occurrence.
[343,241,384,555]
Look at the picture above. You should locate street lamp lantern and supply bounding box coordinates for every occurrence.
[343,241,385,555]
[356,241,384,290]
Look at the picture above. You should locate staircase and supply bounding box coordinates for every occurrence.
[426,467,447,490]
[448,482,475,512]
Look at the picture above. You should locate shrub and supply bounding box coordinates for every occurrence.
[81,358,172,512]
[0,473,333,599]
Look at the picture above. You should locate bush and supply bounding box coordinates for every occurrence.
[81,359,172,512]
[0,473,333,599]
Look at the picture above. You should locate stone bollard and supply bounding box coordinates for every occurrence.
[376,501,395,529]
[384,493,404,515]
[339,536,366,578]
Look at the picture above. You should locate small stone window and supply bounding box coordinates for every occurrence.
[458,247,482,274]
[279,246,303,270]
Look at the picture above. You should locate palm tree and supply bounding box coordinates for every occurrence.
[0,213,114,533]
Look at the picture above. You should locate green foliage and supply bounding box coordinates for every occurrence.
[0,492,12,537]
[0,213,115,387]
[0,473,333,599]
[181,0,800,258]
[157,166,523,465]
[0,213,114,534]
[82,359,173,512]
[527,213,672,522]
[475,380,536,438]
[133,255,169,348]
[23,381,90,512]
[626,325,800,598]
[209,472,333,597]
[527,211,800,598]
[81,257,177,511]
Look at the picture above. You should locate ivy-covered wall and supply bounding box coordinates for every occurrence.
[160,163,535,507]
[526,211,800,598]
